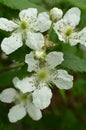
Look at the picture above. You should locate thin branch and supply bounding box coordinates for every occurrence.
[0,63,24,73]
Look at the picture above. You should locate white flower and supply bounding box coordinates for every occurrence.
[25,51,73,91]
[53,7,86,46]
[0,8,51,54]
[49,7,63,22]
[13,77,52,110]
[0,88,42,122]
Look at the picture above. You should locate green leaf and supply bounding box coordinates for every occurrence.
[59,89,67,102]
[73,78,86,97]
[0,64,29,87]
[0,70,18,86]
[0,0,46,12]
[67,0,86,10]
[0,124,16,130]
[61,53,86,72]
[62,109,78,130]
[9,46,30,62]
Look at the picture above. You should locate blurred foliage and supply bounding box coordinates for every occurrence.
[0,0,86,130]
[0,0,46,11]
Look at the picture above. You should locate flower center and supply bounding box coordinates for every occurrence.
[65,27,73,36]
[37,68,50,81]
[20,93,27,101]
[20,20,28,30]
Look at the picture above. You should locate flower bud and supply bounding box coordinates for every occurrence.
[49,7,63,22]
[34,50,46,61]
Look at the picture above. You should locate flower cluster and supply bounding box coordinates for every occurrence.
[1,6,85,123]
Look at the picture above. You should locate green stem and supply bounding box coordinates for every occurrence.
[48,22,53,39]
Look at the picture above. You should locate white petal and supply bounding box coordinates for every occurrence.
[52,69,73,89]
[63,7,81,27]
[1,33,23,54]
[69,38,79,46]
[25,52,39,72]
[53,19,67,42]
[0,88,17,103]
[34,12,51,32]
[0,18,18,31]
[26,32,44,50]
[69,32,80,46]
[46,51,64,69]
[69,28,86,46]
[32,84,52,110]
[27,102,42,120]
[8,104,26,122]
[13,76,36,93]
[19,8,37,23]
[78,27,86,46]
